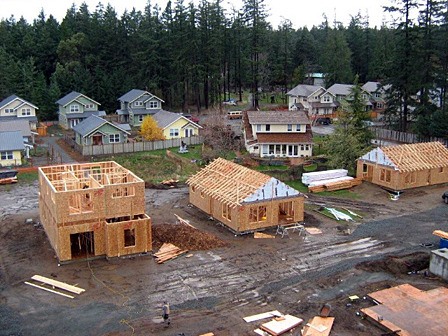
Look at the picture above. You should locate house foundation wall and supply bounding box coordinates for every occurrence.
[430,248,448,281]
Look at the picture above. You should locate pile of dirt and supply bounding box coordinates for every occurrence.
[152,222,228,251]
[357,252,430,275]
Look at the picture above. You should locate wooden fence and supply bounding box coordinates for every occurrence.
[371,128,448,146]
[65,135,204,156]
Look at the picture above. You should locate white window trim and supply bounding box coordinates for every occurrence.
[109,134,120,143]
[5,108,14,113]
[134,101,143,107]
[149,101,158,108]
[70,104,80,113]
[1,151,13,160]
[169,128,179,137]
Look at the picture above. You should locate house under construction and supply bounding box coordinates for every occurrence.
[38,161,152,262]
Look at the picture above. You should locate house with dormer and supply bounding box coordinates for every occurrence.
[362,81,389,120]
[327,83,373,113]
[56,91,106,129]
[243,110,313,159]
[116,89,164,127]
[0,95,39,130]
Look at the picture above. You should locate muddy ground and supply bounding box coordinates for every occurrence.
[1,181,448,336]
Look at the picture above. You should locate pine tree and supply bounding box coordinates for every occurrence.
[139,116,165,141]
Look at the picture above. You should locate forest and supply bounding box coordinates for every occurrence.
[1,0,448,138]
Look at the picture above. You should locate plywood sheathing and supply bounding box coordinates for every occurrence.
[38,161,152,262]
[361,284,448,336]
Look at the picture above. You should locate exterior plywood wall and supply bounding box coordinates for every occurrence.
[189,185,304,233]
[356,161,448,191]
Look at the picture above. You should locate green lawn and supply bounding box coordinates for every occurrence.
[18,171,39,184]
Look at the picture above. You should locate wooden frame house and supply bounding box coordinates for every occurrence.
[38,161,151,262]
[187,158,304,233]
[356,142,448,191]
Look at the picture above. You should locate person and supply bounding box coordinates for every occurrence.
[162,301,170,325]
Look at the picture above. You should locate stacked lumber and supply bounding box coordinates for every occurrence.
[153,243,188,264]
[302,169,348,185]
[308,178,362,193]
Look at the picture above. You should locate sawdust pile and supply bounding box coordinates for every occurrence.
[152,223,228,251]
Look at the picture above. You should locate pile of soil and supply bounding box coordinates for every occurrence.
[357,252,430,275]
[152,222,228,251]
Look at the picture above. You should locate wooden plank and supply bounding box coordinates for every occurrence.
[433,230,448,240]
[31,275,85,294]
[243,310,283,323]
[198,333,214,336]
[25,281,75,299]
[260,314,303,336]
[254,232,275,239]
[302,317,334,336]
[305,227,322,235]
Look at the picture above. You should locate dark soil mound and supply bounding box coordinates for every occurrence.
[356,252,429,275]
[152,222,228,251]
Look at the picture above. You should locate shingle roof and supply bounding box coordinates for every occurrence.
[118,89,164,103]
[187,158,301,207]
[362,82,381,93]
[247,110,310,124]
[0,120,31,137]
[327,84,354,96]
[359,142,448,172]
[152,110,183,128]
[0,131,25,151]
[286,84,323,97]
[256,131,313,144]
[73,115,129,137]
[56,91,100,107]
[0,94,38,109]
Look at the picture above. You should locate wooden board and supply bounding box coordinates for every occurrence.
[302,316,335,336]
[260,314,303,336]
[254,232,275,239]
[305,227,322,235]
[433,230,448,239]
[25,281,74,299]
[31,275,85,294]
[243,310,283,323]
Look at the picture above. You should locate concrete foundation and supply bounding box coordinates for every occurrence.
[429,248,448,281]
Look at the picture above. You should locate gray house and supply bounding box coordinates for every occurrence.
[72,115,130,146]
[0,119,36,144]
[56,91,106,129]
[0,95,39,130]
[0,131,26,166]
[116,89,164,127]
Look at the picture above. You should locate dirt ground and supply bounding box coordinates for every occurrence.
[1,180,448,336]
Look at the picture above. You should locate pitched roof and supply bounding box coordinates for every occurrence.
[247,110,310,124]
[362,81,381,93]
[118,89,164,103]
[0,119,31,137]
[359,142,448,172]
[56,91,101,107]
[0,131,25,151]
[0,95,38,109]
[73,115,129,137]
[327,84,354,96]
[187,158,301,207]
[151,110,182,128]
[286,84,323,97]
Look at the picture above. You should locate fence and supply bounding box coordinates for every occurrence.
[65,135,204,156]
[371,128,448,146]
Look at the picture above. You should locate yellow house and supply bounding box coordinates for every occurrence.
[0,131,25,166]
[152,110,201,139]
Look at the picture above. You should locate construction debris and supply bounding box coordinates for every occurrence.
[305,227,322,235]
[308,178,362,193]
[24,274,85,299]
[0,170,18,184]
[260,314,303,336]
[433,230,448,240]
[254,232,275,239]
[153,243,188,264]
[302,169,348,185]
[302,316,334,336]
[243,310,283,323]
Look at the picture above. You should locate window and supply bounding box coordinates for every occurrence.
[249,205,267,223]
[5,108,14,113]
[439,167,444,173]
[265,124,270,131]
[138,115,144,122]
[109,134,120,143]
[256,124,262,132]
[376,103,383,109]
[169,128,179,137]
[222,204,232,221]
[112,186,135,198]
[69,192,93,214]
[200,191,205,198]
[323,95,331,102]
[70,104,79,113]
[21,108,31,116]
[380,169,391,183]
[134,101,143,107]
[405,172,416,184]
[85,103,94,109]
[287,124,292,131]
[149,101,158,108]
[296,124,301,131]
[375,93,381,98]
[124,228,136,247]
[1,151,13,160]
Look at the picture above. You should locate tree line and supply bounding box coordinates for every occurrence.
[1,0,448,139]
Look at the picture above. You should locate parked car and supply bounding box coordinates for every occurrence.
[442,191,448,203]
[316,117,331,125]
[182,114,200,123]
[227,111,243,119]
[223,98,237,106]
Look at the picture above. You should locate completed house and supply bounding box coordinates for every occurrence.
[0,95,39,130]
[38,161,152,262]
[0,119,37,144]
[56,91,106,129]
[72,115,130,146]
[362,81,389,120]
[187,158,305,234]
[0,131,26,167]
[116,89,164,126]
[152,110,202,139]
[327,83,372,112]
[243,110,313,159]
[357,142,448,191]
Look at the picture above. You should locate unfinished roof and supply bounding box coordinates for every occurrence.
[187,158,301,207]
[247,110,310,124]
[39,161,143,192]
[359,142,448,172]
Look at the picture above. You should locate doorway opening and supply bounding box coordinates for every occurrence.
[70,231,95,259]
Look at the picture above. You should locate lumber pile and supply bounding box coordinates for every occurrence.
[24,274,85,299]
[302,169,348,185]
[153,243,188,264]
[433,230,448,240]
[308,177,362,193]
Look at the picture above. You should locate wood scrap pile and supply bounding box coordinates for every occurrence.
[153,243,188,263]
[308,177,362,193]
[243,311,303,336]
[160,178,179,187]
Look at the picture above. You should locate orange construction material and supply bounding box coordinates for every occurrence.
[302,316,335,336]
[433,230,448,240]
